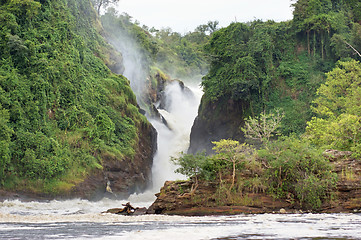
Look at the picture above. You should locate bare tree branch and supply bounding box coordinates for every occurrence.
[345,40,361,58]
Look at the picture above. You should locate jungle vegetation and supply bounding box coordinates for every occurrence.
[201,0,361,135]
[1,0,361,204]
[0,0,150,194]
[173,0,361,210]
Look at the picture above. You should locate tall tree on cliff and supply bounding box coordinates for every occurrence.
[91,0,119,14]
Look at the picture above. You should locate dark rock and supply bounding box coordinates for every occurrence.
[103,202,140,215]
[188,97,248,154]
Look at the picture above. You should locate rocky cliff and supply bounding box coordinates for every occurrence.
[188,97,249,154]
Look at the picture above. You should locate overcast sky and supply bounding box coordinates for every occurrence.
[115,0,295,33]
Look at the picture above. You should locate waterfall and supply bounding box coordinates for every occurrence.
[128,81,203,206]
[105,26,203,206]
[150,82,203,190]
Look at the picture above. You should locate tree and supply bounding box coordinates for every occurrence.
[207,20,219,34]
[0,105,13,185]
[306,60,361,155]
[212,139,252,190]
[202,22,259,101]
[171,152,209,194]
[91,0,119,15]
[259,136,337,210]
[242,109,284,145]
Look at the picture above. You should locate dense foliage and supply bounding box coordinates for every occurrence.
[259,137,337,209]
[174,137,336,210]
[201,0,361,135]
[0,0,148,193]
[306,60,361,156]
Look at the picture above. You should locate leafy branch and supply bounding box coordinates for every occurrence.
[242,109,285,145]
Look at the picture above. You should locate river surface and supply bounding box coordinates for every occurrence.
[0,199,360,240]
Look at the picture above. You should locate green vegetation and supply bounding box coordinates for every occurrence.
[242,109,284,145]
[0,0,149,194]
[173,137,336,210]
[201,0,361,136]
[180,2,361,211]
[306,60,361,156]
[259,137,337,209]
[1,0,360,207]
[91,0,119,14]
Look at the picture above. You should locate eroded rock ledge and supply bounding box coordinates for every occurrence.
[147,150,361,215]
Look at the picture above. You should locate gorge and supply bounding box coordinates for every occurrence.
[1,0,361,239]
[0,0,361,229]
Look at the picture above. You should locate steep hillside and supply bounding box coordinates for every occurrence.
[189,0,361,154]
[0,0,156,198]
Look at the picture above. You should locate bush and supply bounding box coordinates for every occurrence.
[258,136,337,210]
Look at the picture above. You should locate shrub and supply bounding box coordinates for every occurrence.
[258,136,337,210]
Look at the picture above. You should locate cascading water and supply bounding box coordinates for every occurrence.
[151,82,203,189]
[128,81,203,206]
[102,25,204,205]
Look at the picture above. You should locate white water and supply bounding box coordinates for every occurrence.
[1,205,361,240]
[124,81,203,206]
[151,82,203,190]
[105,23,204,204]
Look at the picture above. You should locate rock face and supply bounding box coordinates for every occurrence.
[188,97,249,154]
[148,151,361,215]
[71,123,157,200]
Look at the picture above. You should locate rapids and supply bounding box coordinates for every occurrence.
[0,205,361,240]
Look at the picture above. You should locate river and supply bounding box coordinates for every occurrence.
[0,198,360,240]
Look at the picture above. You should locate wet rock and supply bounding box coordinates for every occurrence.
[188,97,248,155]
[279,208,287,214]
[103,202,141,215]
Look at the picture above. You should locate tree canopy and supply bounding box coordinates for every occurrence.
[0,0,149,193]
[306,60,361,155]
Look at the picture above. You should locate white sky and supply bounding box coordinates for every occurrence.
[115,0,294,33]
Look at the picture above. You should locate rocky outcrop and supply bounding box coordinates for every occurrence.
[148,151,361,215]
[188,97,249,154]
[145,70,195,126]
[147,181,295,215]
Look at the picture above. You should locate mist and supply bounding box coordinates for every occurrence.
[101,11,204,205]
[103,25,150,106]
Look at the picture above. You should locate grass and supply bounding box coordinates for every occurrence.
[341,167,356,181]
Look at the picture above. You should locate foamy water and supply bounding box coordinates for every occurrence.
[148,82,203,192]
[0,202,360,240]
